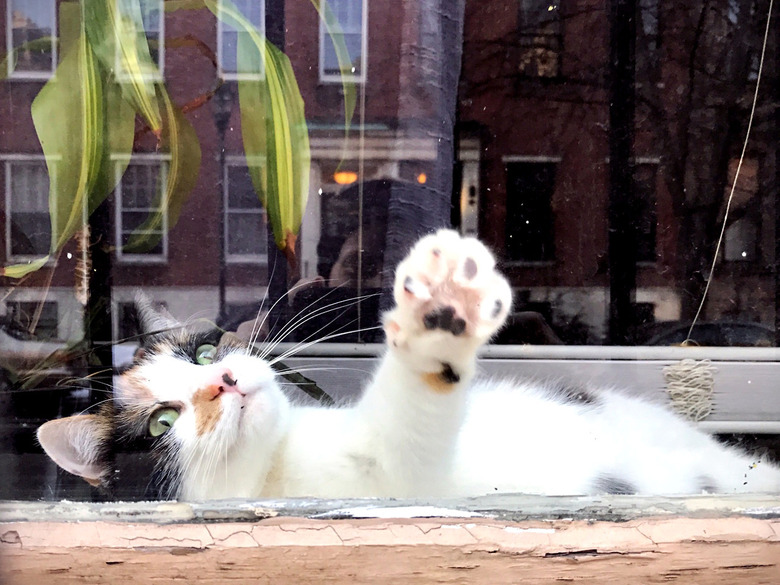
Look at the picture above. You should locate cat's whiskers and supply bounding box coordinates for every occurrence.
[267,325,383,368]
[272,365,373,377]
[242,258,280,352]
[243,278,324,355]
[258,291,380,360]
[247,279,355,356]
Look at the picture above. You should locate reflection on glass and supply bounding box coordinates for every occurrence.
[320,0,366,81]
[7,0,56,76]
[218,0,266,79]
[5,158,51,258]
[0,0,778,502]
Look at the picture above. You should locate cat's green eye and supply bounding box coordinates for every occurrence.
[149,408,180,437]
[195,344,217,365]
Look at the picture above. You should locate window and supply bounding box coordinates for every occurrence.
[114,158,168,263]
[217,0,265,80]
[320,0,367,82]
[4,157,52,260]
[115,0,165,80]
[6,300,58,340]
[115,301,139,340]
[5,0,57,79]
[515,0,561,78]
[504,158,557,262]
[2,0,780,512]
[723,158,759,263]
[224,161,268,263]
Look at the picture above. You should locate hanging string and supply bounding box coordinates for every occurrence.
[665,1,773,420]
[684,0,774,344]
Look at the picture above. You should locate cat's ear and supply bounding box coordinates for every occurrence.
[135,290,180,335]
[37,415,109,487]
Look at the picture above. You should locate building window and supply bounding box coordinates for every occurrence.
[724,217,757,262]
[6,0,57,79]
[115,0,165,80]
[115,158,168,263]
[217,0,265,80]
[4,158,52,260]
[634,162,658,263]
[504,159,557,262]
[320,0,367,83]
[224,162,268,263]
[723,158,759,263]
[7,301,59,340]
[515,0,561,79]
[116,302,141,340]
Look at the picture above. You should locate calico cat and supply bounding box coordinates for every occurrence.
[37,230,780,499]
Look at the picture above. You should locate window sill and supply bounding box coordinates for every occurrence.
[2,495,778,583]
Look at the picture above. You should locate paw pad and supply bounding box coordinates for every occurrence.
[423,306,467,336]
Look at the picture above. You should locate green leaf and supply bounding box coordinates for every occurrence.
[3,2,134,278]
[206,0,311,258]
[34,9,103,252]
[1,257,51,279]
[83,0,162,132]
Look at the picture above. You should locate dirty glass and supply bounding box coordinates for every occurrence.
[0,0,778,500]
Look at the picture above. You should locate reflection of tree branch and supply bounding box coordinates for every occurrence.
[133,35,221,143]
[166,33,218,68]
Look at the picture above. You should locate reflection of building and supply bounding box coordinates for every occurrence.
[0,0,445,343]
[458,0,775,343]
[1,1,775,346]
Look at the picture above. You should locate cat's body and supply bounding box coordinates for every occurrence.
[37,230,780,499]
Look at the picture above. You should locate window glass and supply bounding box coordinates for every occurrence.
[320,0,366,81]
[0,0,777,502]
[5,158,51,258]
[225,163,268,261]
[115,159,168,262]
[6,0,56,77]
[218,0,265,79]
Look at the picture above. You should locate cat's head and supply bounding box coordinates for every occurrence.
[37,296,290,500]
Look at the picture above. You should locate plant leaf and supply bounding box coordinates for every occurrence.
[83,0,162,133]
[2,257,51,279]
[206,0,311,257]
[3,2,134,278]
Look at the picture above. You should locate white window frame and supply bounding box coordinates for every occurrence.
[3,154,57,263]
[224,156,269,265]
[216,0,266,81]
[5,0,58,80]
[113,154,169,264]
[319,0,368,84]
[114,0,166,82]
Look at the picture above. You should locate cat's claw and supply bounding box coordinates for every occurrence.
[384,230,511,374]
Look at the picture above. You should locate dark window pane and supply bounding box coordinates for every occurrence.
[505,162,556,262]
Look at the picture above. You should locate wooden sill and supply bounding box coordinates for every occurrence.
[2,495,779,584]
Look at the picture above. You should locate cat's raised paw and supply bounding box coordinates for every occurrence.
[384,230,511,371]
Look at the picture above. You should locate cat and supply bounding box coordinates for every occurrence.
[37,230,780,499]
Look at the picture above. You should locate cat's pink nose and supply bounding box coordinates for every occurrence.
[201,367,242,399]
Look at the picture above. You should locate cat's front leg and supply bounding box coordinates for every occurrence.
[352,230,511,496]
[383,229,512,386]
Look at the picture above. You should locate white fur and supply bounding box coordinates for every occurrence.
[123,230,780,498]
